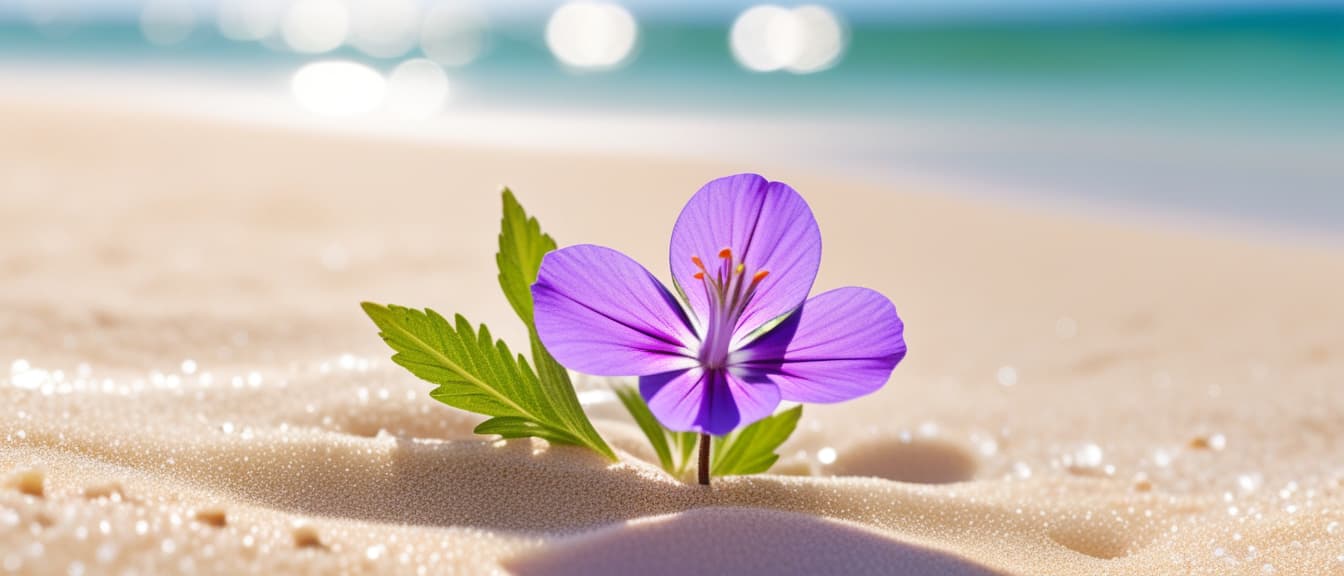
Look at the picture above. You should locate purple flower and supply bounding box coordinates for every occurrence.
[532,174,907,435]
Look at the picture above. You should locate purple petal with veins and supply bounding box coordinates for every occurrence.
[735,287,906,404]
[668,174,821,341]
[532,174,905,435]
[640,367,781,435]
[533,244,699,376]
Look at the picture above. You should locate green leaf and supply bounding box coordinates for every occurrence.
[361,302,616,460]
[615,384,801,478]
[615,384,697,476]
[474,416,580,445]
[672,430,699,475]
[712,404,804,476]
[615,386,675,472]
[496,188,556,326]
[493,188,616,460]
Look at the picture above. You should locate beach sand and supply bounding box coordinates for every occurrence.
[2,97,1343,575]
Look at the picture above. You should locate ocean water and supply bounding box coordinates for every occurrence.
[2,5,1342,233]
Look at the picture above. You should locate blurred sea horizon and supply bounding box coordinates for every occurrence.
[3,1,1342,234]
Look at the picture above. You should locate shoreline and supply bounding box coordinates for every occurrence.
[3,64,1342,242]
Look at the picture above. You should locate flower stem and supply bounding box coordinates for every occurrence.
[698,433,711,486]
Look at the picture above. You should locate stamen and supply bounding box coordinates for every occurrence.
[689,245,774,368]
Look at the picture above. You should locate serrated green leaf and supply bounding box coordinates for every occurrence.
[712,404,803,476]
[361,302,616,460]
[493,188,616,460]
[474,416,582,445]
[615,386,675,472]
[497,188,556,326]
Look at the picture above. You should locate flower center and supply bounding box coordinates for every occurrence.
[689,248,769,369]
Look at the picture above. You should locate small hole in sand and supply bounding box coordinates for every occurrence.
[1048,522,1139,559]
[827,437,978,484]
[83,482,125,501]
[293,524,325,549]
[195,508,228,528]
[7,469,45,498]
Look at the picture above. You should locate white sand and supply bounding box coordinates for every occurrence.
[2,97,1343,575]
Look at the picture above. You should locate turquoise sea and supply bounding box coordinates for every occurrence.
[2,4,1342,232]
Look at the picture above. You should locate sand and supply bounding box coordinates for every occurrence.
[2,96,1343,575]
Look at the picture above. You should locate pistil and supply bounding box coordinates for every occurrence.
[690,249,769,369]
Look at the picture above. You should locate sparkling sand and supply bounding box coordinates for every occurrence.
[2,99,1343,575]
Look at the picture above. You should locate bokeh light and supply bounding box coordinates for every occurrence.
[216,0,282,42]
[21,0,82,37]
[347,0,421,59]
[785,5,846,73]
[545,1,638,71]
[730,5,794,72]
[282,0,350,55]
[290,60,385,117]
[419,3,489,68]
[5,0,1338,231]
[384,58,451,120]
[139,0,196,47]
[731,4,847,74]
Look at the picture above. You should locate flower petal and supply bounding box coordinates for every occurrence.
[735,287,906,403]
[669,174,822,340]
[640,368,781,435]
[638,369,705,432]
[533,244,699,376]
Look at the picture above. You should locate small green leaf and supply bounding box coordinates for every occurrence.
[712,404,803,476]
[493,188,616,460]
[496,188,556,326]
[672,430,699,475]
[361,302,616,460]
[615,386,675,472]
[616,384,801,478]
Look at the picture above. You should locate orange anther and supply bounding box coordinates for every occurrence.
[694,272,705,280]
[752,270,770,282]
[691,256,705,270]
[718,248,733,259]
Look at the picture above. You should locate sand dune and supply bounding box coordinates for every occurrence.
[506,508,1004,576]
[2,98,1344,575]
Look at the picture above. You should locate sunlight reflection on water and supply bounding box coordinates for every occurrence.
[290,60,384,117]
[545,1,639,71]
[731,4,846,74]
